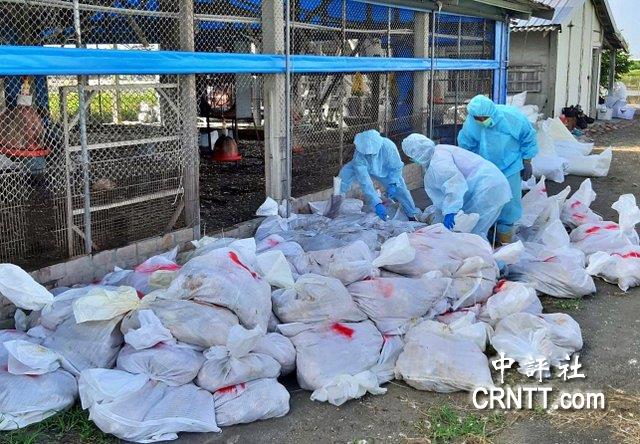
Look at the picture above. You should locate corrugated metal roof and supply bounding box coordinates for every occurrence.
[512,0,583,29]
[511,0,627,50]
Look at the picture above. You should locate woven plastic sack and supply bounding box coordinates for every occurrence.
[395,319,493,393]
[166,247,272,331]
[101,249,180,296]
[0,340,77,430]
[252,332,296,375]
[196,326,281,393]
[272,274,366,325]
[382,225,498,309]
[279,320,384,405]
[256,250,294,289]
[213,378,290,426]
[563,148,613,177]
[347,275,451,335]
[80,368,219,443]
[121,299,239,349]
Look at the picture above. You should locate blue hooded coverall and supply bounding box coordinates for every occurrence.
[401,134,512,239]
[457,95,538,235]
[339,129,419,218]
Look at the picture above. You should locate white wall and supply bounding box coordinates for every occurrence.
[553,0,604,117]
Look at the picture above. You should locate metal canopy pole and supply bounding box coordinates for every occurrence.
[285,0,293,216]
[73,0,92,255]
[428,9,437,137]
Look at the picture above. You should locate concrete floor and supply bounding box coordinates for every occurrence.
[181,118,640,444]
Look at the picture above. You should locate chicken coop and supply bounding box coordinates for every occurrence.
[0,0,552,271]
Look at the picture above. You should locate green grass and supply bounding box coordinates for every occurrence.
[549,298,583,311]
[49,90,159,123]
[0,405,115,444]
[414,404,506,443]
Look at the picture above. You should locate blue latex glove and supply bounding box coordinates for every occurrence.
[443,213,456,230]
[387,183,398,200]
[375,203,388,221]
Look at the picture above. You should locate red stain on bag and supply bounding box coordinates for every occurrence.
[613,251,640,259]
[493,279,508,294]
[331,323,354,339]
[216,383,246,395]
[376,280,394,298]
[266,238,280,247]
[570,201,582,209]
[135,262,181,273]
[228,251,258,279]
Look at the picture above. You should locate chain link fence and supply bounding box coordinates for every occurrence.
[1,0,502,269]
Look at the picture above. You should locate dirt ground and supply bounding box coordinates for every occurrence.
[186,116,640,444]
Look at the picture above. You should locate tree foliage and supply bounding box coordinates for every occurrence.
[600,50,634,87]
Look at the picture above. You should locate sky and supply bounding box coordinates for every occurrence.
[608,0,640,59]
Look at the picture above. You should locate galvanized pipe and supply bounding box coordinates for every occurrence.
[73,0,92,255]
[285,0,292,217]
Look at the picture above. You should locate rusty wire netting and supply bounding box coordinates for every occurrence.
[0,0,501,268]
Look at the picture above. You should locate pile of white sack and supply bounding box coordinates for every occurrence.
[2,175,638,440]
[507,91,614,187]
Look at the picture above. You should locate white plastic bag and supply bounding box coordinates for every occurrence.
[555,139,593,156]
[563,148,613,177]
[570,194,640,255]
[510,221,595,298]
[256,197,280,216]
[101,249,181,296]
[256,250,295,289]
[479,280,542,326]
[213,378,290,426]
[561,179,603,229]
[0,264,53,311]
[124,310,173,350]
[73,286,148,323]
[371,233,416,268]
[586,246,640,291]
[347,275,451,335]
[309,198,363,216]
[310,370,386,406]
[289,240,377,285]
[395,319,493,393]
[507,91,527,108]
[83,375,219,442]
[520,177,549,228]
[371,335,404,384]
[491,313,582,376]
[279,320,384,405]
[195,326,281,393]
[382,225,498,309]
[0,341,77,430]
[272,274,366,325]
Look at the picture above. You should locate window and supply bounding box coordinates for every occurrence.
[508,64,543,93]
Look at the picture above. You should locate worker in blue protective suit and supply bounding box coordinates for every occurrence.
[457,95,538,244]
[339,129,419,220]
[401,134,512,239]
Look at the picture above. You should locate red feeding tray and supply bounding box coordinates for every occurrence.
[0,144,50,158]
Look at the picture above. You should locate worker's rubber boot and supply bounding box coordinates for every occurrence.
[497,230,514,246]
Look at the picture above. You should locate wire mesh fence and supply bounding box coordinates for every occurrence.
[0,0,502,269]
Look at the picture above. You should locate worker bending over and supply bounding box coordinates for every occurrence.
[457,95,538,244]
[401,134,511,239]
[339,129,419,220]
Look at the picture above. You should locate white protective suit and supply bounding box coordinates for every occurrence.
[402,134,512,238]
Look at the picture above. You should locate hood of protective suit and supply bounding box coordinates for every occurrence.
[467,95,501,128]
[354,129,384,155]
[401,134,435,166]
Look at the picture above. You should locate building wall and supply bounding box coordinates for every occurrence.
[509,31,555,115]
[553,0,604,117]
